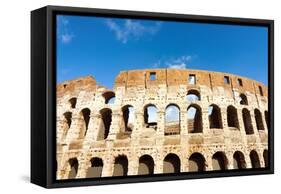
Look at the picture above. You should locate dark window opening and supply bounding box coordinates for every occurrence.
[63,112,72,129]
[259,86,263,96]
[186,90,200,101]
[103,91,116,104]
[242,108,254,134]
[227,106,239,129]
[144,104,157,129]
[189,74,196,85]
[237,78,243,86]
[224,76,230,84]
[98,108,112,140]
[208,105,222,129]
[150,72,156,81]
[69,98,77,108]
[187,105,202,133]
[239,94,248,105]
[255,109,265,131]
[81,108,91,137]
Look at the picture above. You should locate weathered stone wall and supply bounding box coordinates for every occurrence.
[56,69,268,179]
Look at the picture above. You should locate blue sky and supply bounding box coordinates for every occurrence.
[57,14,268,88]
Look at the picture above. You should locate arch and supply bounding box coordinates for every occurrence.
[263,149,268,168]
[188,152,206,172]
[102,91,116,104]
[69,97,77,108]
[227,105,239,129]
[163,153,181,173]
[254,109,265,131]
[113,155,128,176]
[212,152,228,170]
[208,104,222,129]
[187,104,202,133]
[80,108,91,137]
[250,150,261,168]
[144,104,157,129]
[239,94,248,105]
[98,108,112,140]
[264,111,269,130]
[122,105,135,132]
[68,158,78,179]
[86,157,103,178]
[233,151,246,169]
[186,89,200,102]
[138,155,154,175]
[165,104,180,135]
[63,112,72,129]
[242,108,254,134]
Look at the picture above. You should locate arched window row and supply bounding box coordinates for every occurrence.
[60,104,267,140]
[63,150,267,178]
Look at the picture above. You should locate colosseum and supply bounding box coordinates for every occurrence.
[56,68,269,180]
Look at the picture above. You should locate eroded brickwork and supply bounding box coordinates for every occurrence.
[56,69,268,179]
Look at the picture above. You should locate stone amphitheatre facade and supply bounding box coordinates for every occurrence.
[56,68,269,180]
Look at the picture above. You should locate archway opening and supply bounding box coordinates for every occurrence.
[122,105,134,132]
[242,108,254,134]
[227,106,239,129]
[208,105,222,129]
[233,151,246,169]
[239,94,248,105]
[187,105,202,133]
[103,91,115,104]
[165,104,180,135]
[68,158,78,179]
[188,153,205,172]
[255,109,265,131]
[186,90,200,102]
[86,157,103,178]
[144,104,157,129]
[138,155,154,175]
[98,108,112,140]
[113,155,128,176]
[81,108,91,137]
[69,97,77,108]
[212,152,228,170]
[163,153,181,173]
[250,150,261,168]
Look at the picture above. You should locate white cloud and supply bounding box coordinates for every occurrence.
[166,55,192,69]
[57,16,74,44]
[105,19,161,43]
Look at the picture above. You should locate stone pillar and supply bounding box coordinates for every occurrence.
[201,106,210,134]
[250,111,261,144]
[131,111,143,141]
[205,153,213,171]
[154,158,164,174]
[244,153,252,168]
[83,112,99,144]
[180,110,188,135]
[128,155,138,176]
[220,107,228,130]
[107,110,121,140]
[226,151,234,170]
[102,155,114,177]
[156,111,165,146]
[65,113,83,142]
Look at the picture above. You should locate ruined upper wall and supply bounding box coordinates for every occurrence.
[115,69,268,97]
[57,76,97,98]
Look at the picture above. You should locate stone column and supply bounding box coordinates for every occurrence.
[180,110,188,135]
[65,113,83,142]
[205,153,213,171]
[250,111,261,144]
[107,110,121,141]
[201,106,210,134]
[226,151,234,170]
[83,112,99,144]
[102,154,114,177]
[128,155,138,176]
[156,110,165,146]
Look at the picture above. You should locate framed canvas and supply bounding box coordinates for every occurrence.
[31,5,274,188]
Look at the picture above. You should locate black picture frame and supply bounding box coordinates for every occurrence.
[31,5,274,188]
